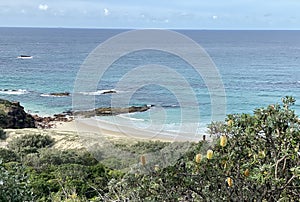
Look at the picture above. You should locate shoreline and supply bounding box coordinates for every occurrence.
[0,97,206,142]
[2,117,205,151]
[51,118,205,142]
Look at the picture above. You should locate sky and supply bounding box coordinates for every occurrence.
[0,0,300,29]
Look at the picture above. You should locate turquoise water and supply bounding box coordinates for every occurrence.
[0,28,299,133]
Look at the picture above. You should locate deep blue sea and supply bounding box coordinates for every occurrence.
[0,28,299,134]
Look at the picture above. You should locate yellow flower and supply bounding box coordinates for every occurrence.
[140,155,146,166]
[220,135,227,147]
[195,154,202,163]
[244,169,250,177]
[227,120,233,127]
[207,150,213,160]
[227,177,233,187]
[223,161,227,169]
[70,192,77,199]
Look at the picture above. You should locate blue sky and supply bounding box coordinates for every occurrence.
[0,0,299,29]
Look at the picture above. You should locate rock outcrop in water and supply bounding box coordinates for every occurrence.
[50,92,70,97]
[74,105,151,117]
[102,90,117,94]
[0,99,36,129]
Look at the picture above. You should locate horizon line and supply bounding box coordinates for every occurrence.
[0,26,300,31]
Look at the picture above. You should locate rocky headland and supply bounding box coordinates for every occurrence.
[0,99,35,129]
[0,98,152,129]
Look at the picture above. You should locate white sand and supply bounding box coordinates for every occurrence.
[52,117,203,142]
[1,117,204,151]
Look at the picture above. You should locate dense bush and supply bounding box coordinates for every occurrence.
[115,141,171,154]
[0,148,20,163]
[0,161,34,201]
[28,162,123,201]
[23,149,98,170]
[8,134,54,154]
[104,96,300,201]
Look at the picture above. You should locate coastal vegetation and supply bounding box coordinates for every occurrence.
[0,96,299,201]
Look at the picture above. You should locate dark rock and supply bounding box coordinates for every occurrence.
[33,112,74,129]
[50,92,70,97]
[102,90,117,94]
[62,110,73,116]
[0,99,36,129]
[74,105,151,117]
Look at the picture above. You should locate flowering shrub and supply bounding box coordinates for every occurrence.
[105,96,300,201]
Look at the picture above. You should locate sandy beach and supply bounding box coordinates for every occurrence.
[53,117,203,142]
[1,116,204,152]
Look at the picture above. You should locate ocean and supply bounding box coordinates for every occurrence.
[0,28,299,134]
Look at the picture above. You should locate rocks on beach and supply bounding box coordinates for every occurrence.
[0,98,151,129]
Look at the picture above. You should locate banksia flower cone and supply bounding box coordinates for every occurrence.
[227,177,233,187]
[220,135,227,147]
[195,154,202,163]
[244,169,250,177]
[227,120,233,127]
[207,150,213,160]
[140,155,146,166]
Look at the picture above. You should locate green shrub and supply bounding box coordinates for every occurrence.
[29,163,118,200]
[0,148,20,163]
[105,96,300,201]
[0,161,34,201]
[115,141,171,155]
[8,134,54,154]
[23,149,98,169]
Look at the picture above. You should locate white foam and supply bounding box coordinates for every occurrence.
[40,93,70,97]
[79,89,117,95]
[0,89,28,95]
[17,56,33,59]
[117,114,145,122]
[40,94,53,97]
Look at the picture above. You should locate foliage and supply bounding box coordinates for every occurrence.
[8,134,54,154]
[28,162,123,201]
[0,148,20,163]
[0,160,34,201]
[104,96,300,201]
[23,149,98,170]
[115,141,171,155]
[1,97,299,201]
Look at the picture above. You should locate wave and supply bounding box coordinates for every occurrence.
[79,89,117,96]
[117,114,146,122]
[40,94,56,97]
[0,89,28,95]
[161,104,179,108]
[40,94,68,97]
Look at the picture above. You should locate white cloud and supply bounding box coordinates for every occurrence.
[38,4,48,11]
[212,15,218,20]
[103,8,109,16]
